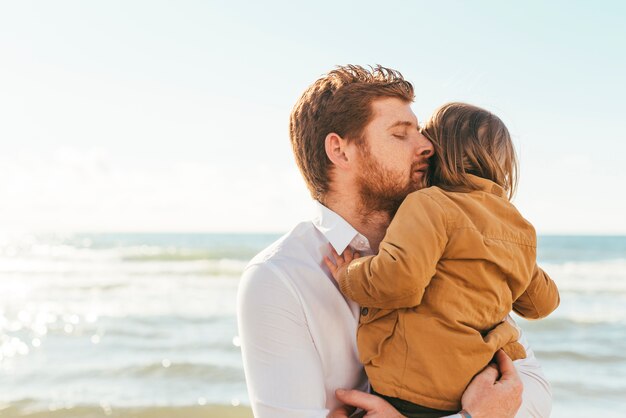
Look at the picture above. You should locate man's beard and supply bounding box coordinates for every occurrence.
[355,147,425,220]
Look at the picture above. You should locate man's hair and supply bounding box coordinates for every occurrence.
[289,65,414,203]
[422,102,519,200]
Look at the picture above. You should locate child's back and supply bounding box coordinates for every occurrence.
[326,102,560,416]
[342,175,558,411]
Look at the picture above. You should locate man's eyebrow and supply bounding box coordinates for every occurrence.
[387,121,415,129]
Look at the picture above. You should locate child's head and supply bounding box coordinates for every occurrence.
[422,102,518,200]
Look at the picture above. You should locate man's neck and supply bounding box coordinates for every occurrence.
[324,193,391,253]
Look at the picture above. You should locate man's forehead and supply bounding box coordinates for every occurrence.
[370,97,418,125]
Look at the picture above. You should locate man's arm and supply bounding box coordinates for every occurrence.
[237,263,329,418]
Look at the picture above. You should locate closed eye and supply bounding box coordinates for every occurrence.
[392,134,406,139]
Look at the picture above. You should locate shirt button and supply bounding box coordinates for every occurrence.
[361,307,369,316]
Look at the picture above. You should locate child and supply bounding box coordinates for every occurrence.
[324,102,560,417]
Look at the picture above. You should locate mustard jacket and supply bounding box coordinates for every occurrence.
[337,175,560,411]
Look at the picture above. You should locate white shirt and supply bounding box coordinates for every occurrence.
[237,202,552,418]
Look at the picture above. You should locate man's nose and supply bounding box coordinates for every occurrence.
[416,132,434,158]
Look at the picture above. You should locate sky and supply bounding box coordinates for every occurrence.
[1,0,625,234]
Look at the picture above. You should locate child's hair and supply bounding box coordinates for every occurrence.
[422,102,518,200]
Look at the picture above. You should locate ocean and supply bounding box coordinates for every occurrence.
[0,233,624,417]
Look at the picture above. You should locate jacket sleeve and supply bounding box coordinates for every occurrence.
[513,264,560,319]
[337,191,448,309]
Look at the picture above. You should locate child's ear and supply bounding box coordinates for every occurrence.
[325,133,351,169]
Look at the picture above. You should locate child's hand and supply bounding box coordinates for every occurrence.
[323,245,361,281]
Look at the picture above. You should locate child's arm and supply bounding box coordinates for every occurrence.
[324,192,448,309]
[512,264,560,319]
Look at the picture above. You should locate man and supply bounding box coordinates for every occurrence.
[237,65,551,418]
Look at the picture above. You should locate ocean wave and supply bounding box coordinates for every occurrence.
[543,258,626,293]
[551,381,626,399]
[113,362,243,380]
[0,233,273,262]
[0,238,257,277]
[517,312,626,329]
[0,257,249,277]
[533,349,626,364]
[120,250,243,262]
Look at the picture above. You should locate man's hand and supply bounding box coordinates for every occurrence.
[327,389,402,418]
[461,350,523,418]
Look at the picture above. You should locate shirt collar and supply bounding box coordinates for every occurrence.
[466,174,506,198]
[312,201,372,254]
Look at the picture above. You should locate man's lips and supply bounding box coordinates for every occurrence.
[413,165,429,174]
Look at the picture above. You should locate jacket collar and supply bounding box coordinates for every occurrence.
[466,174,507,198]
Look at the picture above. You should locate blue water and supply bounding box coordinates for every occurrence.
[0,233,625,417]
[537,235,626,263]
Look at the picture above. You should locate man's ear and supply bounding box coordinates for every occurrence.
[325,133,351,169]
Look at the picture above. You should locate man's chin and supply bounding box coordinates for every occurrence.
[357,184,417,217]
[355,169,424,217]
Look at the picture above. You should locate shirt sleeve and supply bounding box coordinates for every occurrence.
[337,191,448,309]
[513,264,560,319]
[237,262,329,418]
[509,316,553,417]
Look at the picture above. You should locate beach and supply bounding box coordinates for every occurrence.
[1,233,625,417]
[2,402,252,418]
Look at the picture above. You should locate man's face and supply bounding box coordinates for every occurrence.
[355,97,434,216]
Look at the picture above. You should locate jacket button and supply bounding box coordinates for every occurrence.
[361,307,369,316]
